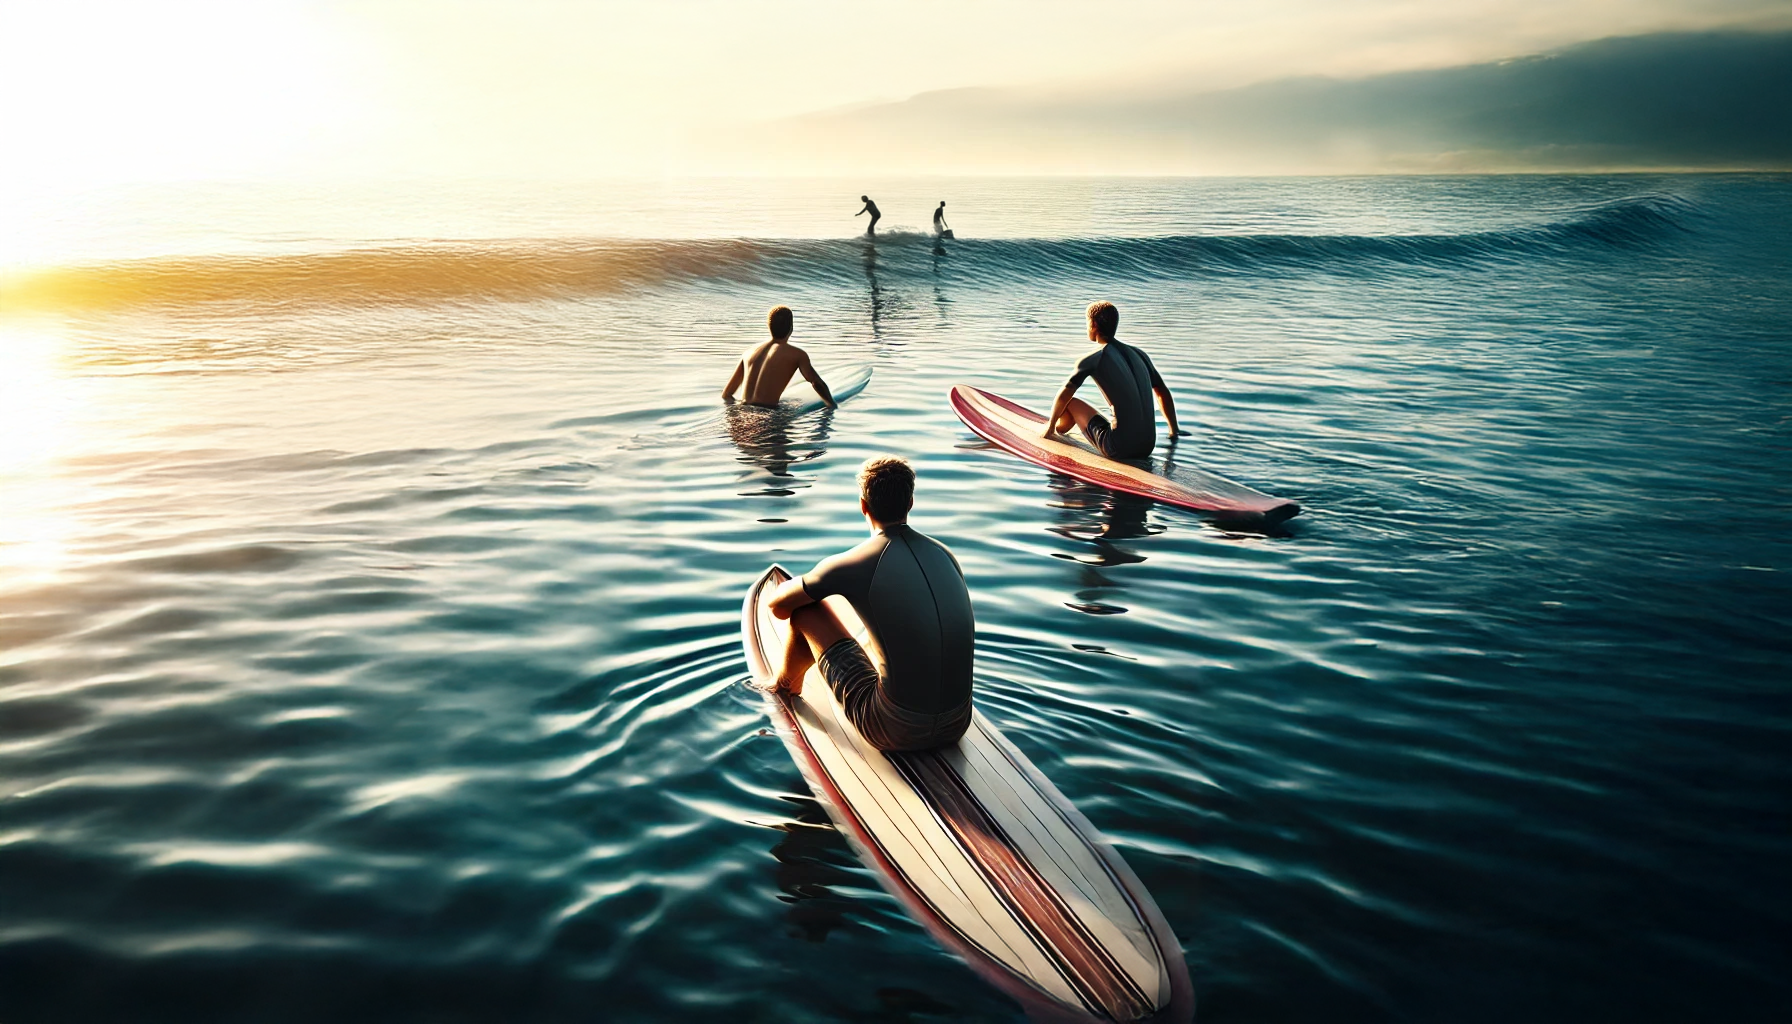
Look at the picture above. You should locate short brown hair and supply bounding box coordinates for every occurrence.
[768,305,793,339]
[858,457,915,523]
[1087,300,1119,338]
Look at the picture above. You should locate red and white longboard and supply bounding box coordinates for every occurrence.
[950,385,1299,524]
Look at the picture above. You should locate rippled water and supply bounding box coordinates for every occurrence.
[2,175,1789,1023]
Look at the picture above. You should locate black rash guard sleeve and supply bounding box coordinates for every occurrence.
[1144,350,1167,393]
[801,535,885,606]
[1065,347,1103,392]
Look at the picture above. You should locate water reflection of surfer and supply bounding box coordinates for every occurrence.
[933,201,953,239]
[863,244,885,338]
[723,398,837,495]
[767,798,861,942]
[856,195,881,235]
[1050,475,1155,540]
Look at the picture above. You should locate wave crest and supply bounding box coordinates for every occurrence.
[0,196,1692,312]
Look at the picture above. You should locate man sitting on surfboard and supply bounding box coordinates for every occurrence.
[722,305,836,408]
[1042,300,1183,459]
[766,457,975,751]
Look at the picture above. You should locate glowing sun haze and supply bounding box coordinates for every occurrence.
[3,0,1790,190]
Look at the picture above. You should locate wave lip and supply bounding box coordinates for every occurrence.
[0,238,793,314]
[0,196,1694,313]
[1536,193,1697,246]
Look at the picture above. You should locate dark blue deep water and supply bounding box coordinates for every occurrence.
[1,175,1789,1022]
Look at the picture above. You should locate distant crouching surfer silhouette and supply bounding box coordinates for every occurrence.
[857,195,881,235]
[933,201,952,238]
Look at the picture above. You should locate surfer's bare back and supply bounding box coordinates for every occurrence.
[723,305,835,408]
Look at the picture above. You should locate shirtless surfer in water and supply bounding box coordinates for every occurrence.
[767,457,974,751]
[1042,301,1185,459]
[722,305,836,408]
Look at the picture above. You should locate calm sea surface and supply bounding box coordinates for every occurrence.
[1,175,1789,1023]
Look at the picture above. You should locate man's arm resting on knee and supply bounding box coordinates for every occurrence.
[768,577,816,620]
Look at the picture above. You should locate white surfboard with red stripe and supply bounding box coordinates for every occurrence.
[744,565,1194,1024]
[950,384,1299,524]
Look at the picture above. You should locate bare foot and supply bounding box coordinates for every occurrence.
[772,673,804,697]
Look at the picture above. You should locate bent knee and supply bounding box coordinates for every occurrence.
[790,602,851,650]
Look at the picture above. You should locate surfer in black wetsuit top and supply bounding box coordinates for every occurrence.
[1043,300,1184,459]
[767,457,975,751]
[856,195,881,235]
[933,201,949,236]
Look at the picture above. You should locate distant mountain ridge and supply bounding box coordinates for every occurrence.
[762,31,1792,173]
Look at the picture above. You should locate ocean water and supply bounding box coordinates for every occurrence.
[1,175,1789,1023]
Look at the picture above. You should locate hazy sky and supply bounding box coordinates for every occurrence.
[4,0,1790,188]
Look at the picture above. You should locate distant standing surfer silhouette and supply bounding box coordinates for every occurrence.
[933,201,951,238]
[856,195,881,235]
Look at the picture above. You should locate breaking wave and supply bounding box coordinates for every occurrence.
[0,195,1695,313]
